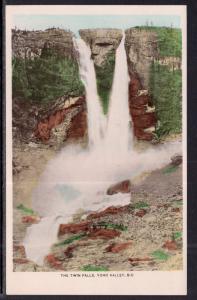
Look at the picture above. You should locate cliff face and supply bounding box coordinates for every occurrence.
[12,29,87,147]
[79,29,122,66]
[12,27,182,147]
[80,29,122,114]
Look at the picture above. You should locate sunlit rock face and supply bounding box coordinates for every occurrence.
[125,29,158,141]
[79,29,122,66]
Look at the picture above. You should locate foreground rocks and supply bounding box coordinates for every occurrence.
[13,159,183,272]
[106,180,132,195]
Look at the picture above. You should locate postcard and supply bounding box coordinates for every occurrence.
[6,4,187,295]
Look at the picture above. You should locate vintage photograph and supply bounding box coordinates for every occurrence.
[5,5,187,295]
[11,11,184,274]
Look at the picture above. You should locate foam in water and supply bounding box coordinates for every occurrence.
[23,32,182,265]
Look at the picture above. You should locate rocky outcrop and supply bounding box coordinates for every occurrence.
[79,29,122,66]
[125,29,158,141]
[34,96,87,143]
[106,180,132,195]
[12,28,75,59]
[12,28,86,147]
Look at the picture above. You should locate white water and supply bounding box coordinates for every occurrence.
[23,33,182,265]
[105,33,131,158]
[74,38,105,148]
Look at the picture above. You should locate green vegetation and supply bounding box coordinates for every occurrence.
[94,51,115,114]
[81,265,108,271]
[97,222,128,231]
[149,63,182,138]
[12,53,84,104]
[54,233,86,247]
[172,231,182,241]
[133,201,150,209]
[134,26,182,57]
[151,250,170,261]
[163,165,178,174]
[16,204,35,215]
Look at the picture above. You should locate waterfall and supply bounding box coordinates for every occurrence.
[23,32,181,265]
[105,33,132,158]
[74,38,105,148]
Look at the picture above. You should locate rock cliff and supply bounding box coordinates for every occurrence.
[12,28,87,147]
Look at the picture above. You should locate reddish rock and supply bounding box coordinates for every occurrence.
[34,96,86,142]
[171,154,182,166]
[129,257,152,263]
[64,245,77,258]
[87,205,128,220]
[135,209,147,218]
[105,242,132,253]
[171,207,181,213]
[132,113,156,129]
[22,215,40,224]
[133,127,153,141]
[66,110,87,140]
[162,240,178,251]
[59,221,91,236]
[45,254,64,270]
[106,180,132,195]
[129,76,141,97]
[88,228,121,240]
[13,258,30,264]
[128,74,156,141]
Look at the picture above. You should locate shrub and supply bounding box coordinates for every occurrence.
[12,55,85,104]
[149,62,182,138]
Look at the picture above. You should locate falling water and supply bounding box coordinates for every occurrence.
[105,33,131,158]
[74,38,105,148]
[23,32,181,265]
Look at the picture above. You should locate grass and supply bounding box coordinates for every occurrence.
[151,250,170,261]
[16,204,35,215]
[172,231,182,241]
[97,222,128,231]
[54,233,86,247]
[81,265,108,271]
[163,165,178,174]
[94,51,115,114]
[133,201,149,209]
[149,63,182,138]
[12,55,85,104]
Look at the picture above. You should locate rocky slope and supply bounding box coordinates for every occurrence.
[13,159,183,272]
[12,28,87,148]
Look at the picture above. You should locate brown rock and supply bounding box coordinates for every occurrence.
[45,254,64,270]
[22,215,40,224]
[171,207,181,213]
[64,245,77,258]
[171,154,182,166]
[135,209,147,218]
[132,113,156,129]
[133,127,153,141]
[59,221,91,236]
[105,242,132,253]
[88,228,121,239]
[129,257,152,263]
[87,205,128,220]
[162,240,178,251]
[106,180,132,195]
[66,110,87,141]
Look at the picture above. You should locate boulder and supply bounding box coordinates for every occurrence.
[106,180,132,195]
[171,154,182,166]
[105,242,132,253]
[88,228,121,239]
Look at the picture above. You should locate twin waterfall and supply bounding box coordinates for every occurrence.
[23,32,180,265]
[74,33,131,154]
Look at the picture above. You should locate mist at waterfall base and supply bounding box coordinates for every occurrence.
[23,34,181,265]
